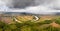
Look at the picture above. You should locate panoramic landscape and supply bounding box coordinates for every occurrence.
[0,14,60,31]
[0,0,60,31]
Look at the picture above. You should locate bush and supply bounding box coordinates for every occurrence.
[45,25,60,31]
[21,25,31,31]
[43,20,53,24]
[55,18,60,24]
[0,19,60,31]
[37,20,53,25]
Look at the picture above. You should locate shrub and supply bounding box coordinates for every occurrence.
[43,20,53,24]
[45,25,60,31]
[55,18,60,24]
[37,20,53,25]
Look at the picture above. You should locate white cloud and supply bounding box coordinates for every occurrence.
[0,0,60,15]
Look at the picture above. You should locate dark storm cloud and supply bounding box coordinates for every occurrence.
[0,0,60,15]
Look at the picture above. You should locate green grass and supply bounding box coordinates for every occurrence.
[55,18,60,24]
[0,17,60,31]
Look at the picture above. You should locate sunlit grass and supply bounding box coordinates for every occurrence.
[0,15,60,31]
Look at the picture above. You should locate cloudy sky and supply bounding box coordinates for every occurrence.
[0,0,60,14]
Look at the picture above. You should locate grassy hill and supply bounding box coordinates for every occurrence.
[0,14,60,31]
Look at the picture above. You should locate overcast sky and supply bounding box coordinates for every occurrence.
[0,0,60,15]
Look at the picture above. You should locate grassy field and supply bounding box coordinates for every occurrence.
[0,15,60,31]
